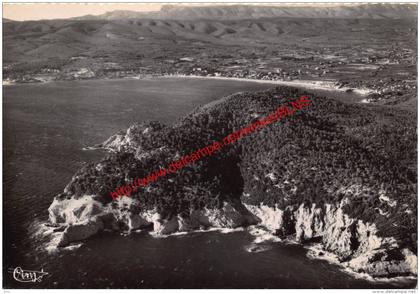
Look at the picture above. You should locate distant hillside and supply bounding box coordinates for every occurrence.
[3,4,417,107]
[3,4,416,63]
[72,4,417,21]
[3,17,416,63]
[158,4,417,20]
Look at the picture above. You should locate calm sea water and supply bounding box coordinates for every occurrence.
[3,78,416,288]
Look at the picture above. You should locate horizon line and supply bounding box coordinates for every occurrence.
[3,2,416,22]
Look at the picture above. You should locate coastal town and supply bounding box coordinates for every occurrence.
[4,41,416,105]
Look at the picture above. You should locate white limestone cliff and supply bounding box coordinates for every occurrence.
[47,194,416,278]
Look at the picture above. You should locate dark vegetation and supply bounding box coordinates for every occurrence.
[60,86,417,251]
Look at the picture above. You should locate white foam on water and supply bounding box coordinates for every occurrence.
[247,225,282,244]
[29,219,84,254]
[219,227,245,234]
[305,243,417,284]
[306,243,341,264]
[244,243,272,253]
[149,227,244,238]
[29,219,56,238]
[62,243,83,251]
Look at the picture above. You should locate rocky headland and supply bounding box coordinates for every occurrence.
[48,86,417,278]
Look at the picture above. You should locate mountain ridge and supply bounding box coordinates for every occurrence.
[155,4,417,20]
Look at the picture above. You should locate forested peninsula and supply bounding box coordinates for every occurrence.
[48,86,417,278]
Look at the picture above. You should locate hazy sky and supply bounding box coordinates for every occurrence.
[3,3,163,21]
[2,3,369,21]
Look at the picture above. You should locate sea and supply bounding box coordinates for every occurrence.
[3,77,416,288]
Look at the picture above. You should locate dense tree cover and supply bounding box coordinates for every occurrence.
[60,86,416,251]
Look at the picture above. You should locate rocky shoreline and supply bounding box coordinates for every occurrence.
[47,194,417,279]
